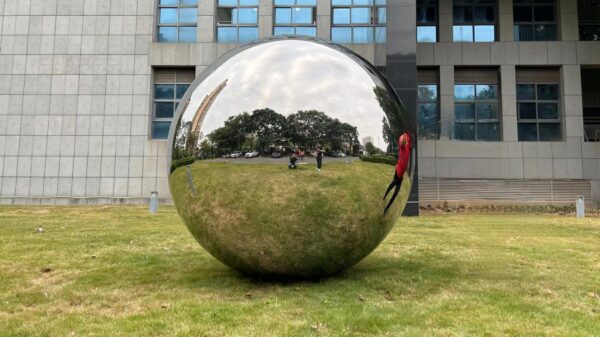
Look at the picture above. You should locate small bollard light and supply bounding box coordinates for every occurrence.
[149,191,159,214]
[576,195,585,219]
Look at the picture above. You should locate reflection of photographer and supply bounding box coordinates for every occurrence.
[383,132,412,214]
[314,144,324,172]
[289,147,301,169]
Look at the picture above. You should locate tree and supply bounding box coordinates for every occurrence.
[328,118,359,152]
[199,139,215,159]
[173,120,196,160]
[365,142,377,155]
[374,86,408,153]
[287,110,331,148]
[248,108,288,152]
[207,112,251,153]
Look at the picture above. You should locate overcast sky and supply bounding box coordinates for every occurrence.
[180,40,389,149]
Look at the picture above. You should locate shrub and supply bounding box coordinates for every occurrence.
[359,154,396,165]
[170,157,195,173]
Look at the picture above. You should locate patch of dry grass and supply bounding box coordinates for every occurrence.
[0,206,599,336]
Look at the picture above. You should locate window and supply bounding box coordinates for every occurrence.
[581,68,600,142]
[453,0,496,42]
[157,0,198,43]
[578,0,600,41]
[516,68,562,142]
[417,68,440,139]
[331,0,386,43]
[217,0,259,43]
[454,68,501,141]
[152,68,196,139]
[513,0,556,41]
[417,0,438,42]
[273,0,317,37]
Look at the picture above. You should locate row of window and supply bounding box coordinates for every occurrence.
[418,67,562,142]
[157,0,600,44]
[418,0,600,43]
[157,0,386,43]
[157,0,600,43]
[152,67,563,142]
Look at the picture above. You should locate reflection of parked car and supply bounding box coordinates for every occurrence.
[271,151,282,158]
[331,151,346,158]
[245,150,260,158]
[230,151,242,158]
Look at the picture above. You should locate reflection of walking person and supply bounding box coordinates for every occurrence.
[315,144,324,172]
[383,132,412,214]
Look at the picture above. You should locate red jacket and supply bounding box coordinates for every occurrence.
[396,133,411,178]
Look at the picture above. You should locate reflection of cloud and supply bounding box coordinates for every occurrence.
[181,40,390,150]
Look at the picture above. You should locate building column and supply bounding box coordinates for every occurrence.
[561,65,584,140]
[198,0,215,43]
[439,65,454,140]
[498,0,514,42]
[387,0,418,215]
[438,0,453,42]
[317,0,331,40]
[259,0,273,38]
[560,65,585,179]
[559,0,579,41]
[501,65,518,141]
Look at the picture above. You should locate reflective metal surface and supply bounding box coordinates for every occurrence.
[169,37,413,278]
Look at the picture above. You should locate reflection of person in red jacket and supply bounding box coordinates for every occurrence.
[383,132,412,214]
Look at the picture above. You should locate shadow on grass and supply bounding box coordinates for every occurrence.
[118,248,466,299]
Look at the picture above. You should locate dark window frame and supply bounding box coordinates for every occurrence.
[417,0,438,43]
[517,82,562,142]
[453,83,501,141]
[157,0,199,43]
[513,0,558,41]
[273,0,318,37]
[152,69,195,140]
[417,82,440,140]
[330,0,387,44]
[578,0,600,41]
[216,0,260,43]
[452,0,498,42]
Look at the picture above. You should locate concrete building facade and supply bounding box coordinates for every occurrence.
[0,0,598,206]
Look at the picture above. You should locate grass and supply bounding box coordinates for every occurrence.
[169,161,410,278]
[0,206,598,337]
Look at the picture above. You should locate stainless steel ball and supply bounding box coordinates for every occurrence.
[168,37,413,278]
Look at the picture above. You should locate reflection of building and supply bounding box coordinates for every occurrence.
[191,79,228,137]
[362,137,373,146]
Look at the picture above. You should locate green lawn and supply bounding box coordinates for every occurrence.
[0,206,599,337]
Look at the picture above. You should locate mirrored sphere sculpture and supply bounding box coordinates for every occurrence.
[169,37,413,278]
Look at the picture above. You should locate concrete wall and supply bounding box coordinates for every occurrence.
[0,0,159,204]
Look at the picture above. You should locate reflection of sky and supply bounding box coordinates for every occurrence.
[181,40,389,149]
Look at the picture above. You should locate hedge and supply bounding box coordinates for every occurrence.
[170,157,195,173]
[359,155,396,165]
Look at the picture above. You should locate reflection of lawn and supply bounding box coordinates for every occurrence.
[169,161,411,277]
[1,207,599,336]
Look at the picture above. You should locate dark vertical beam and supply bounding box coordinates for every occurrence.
[386,0,419,216]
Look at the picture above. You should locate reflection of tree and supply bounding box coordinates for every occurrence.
[286,110,331,148]
[365,142,382,155]
[249,108,287,151]
[184,109,360,157]
[173,120,199,160]
[373,86,408,153]
[207,112,251,153]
